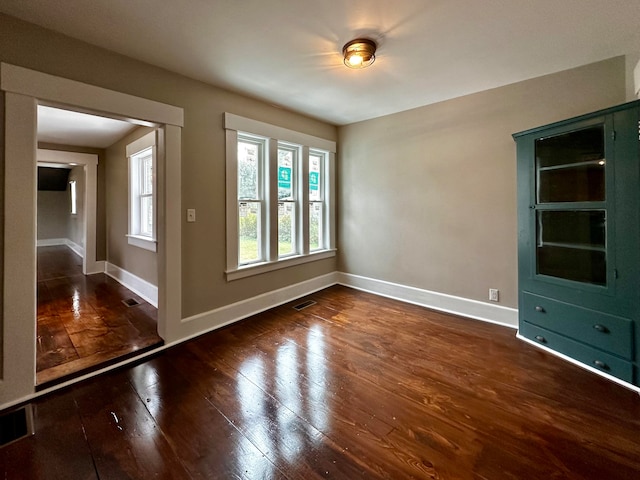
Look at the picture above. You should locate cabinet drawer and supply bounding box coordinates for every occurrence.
[520,322,634,383]
[522,292,633,360]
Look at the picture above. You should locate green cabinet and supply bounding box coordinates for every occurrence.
[513,101,640,387]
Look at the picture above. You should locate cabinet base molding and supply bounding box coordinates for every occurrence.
[516,332,640,394]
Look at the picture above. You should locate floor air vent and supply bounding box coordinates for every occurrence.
[0,405,34,448]
[293,300,316,311]
[122,298,141,307]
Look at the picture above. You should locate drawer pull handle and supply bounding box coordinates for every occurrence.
[535,306,545,313]
[593,324,609,333]
[534,335,546,343]
[593,360,609,370]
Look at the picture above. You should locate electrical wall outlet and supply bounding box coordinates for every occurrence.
[489,288,499,302]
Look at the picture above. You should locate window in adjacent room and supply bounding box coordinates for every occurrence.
[225,113,336,281]
[69,180,77,215]
[126,131,157,252]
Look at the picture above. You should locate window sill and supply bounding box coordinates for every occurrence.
[127,234,157,252]
[226,249,336,281]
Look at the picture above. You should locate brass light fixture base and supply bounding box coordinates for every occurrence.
[342,38,377,69]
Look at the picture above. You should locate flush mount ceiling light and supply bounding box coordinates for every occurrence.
[342,38,377,69]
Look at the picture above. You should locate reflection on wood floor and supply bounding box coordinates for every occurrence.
[36,245,163,387]
[4,285,639,478]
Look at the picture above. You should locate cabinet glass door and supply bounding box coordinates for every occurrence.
[535,125,607,286]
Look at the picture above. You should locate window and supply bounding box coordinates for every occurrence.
[238,136,264,264]
[225,113,336,280]
[126,131,157,252]
[277,144,297,258]
[309,150,325,251]
[69,180,77,215]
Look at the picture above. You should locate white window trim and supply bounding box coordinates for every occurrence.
[127,131,157,252]
[224,112,336,281]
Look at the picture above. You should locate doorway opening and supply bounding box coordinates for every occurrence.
[1,62,183,407]
[35,106,164,388]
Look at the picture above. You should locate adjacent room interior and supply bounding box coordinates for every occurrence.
[0,1,639,478]
[35,105,164,387]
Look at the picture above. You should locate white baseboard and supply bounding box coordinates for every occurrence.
[37,237,85,258]
[88,260,106,275]
[337,272,518,328]
[66,239,84,258]
[1,272,338,411]
[180,272,339,339]
[516,333,640,394]
[105,262,158,307]
[5,271,525,412]
[36,238,67,247]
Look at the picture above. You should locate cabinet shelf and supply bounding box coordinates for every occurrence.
[534,202,606,210]
[537,159,605,172]
[537,241,605,252]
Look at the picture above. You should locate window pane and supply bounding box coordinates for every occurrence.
[535,126,605,203]
[278,148,294,200]
[310,202,323,251]
[238,141,260,200]
[140,195,153,237]
[278,202,295,256]
[70,180,77,215]
[536,210,606,285]
[239,201,261,264]
[536,126,604,168]
[309,153,322,201]
[140,152,153,195]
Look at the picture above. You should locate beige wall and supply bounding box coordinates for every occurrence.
[0,13,337,319]
[36,190,69,240]
[105,126,158,285]
[338,57,626,309]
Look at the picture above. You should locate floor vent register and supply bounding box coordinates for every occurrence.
[122,298,141,307]
[293,300,317,311]
[0,405,34,448]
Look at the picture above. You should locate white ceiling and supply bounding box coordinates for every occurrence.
[37,106,137,148]
[3,1,640,125]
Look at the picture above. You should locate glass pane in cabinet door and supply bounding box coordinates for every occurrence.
[536,126,605,203]
[536,210,606,285]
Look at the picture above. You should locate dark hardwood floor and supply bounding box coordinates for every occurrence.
[4,285,639,479]
[36,245,163,387]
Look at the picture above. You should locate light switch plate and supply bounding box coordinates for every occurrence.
[187,208,196,223]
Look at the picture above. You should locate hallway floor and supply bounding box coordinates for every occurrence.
[36,245,163,387]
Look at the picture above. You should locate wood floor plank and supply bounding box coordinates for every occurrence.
[3,285,640,478]
[36,316,80,371]
[222,313,532,478]
[165,346,372,479]
[128,356,287,479]
[72,370,193,480]
[0,390,98,480]
[36,245,163,386]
